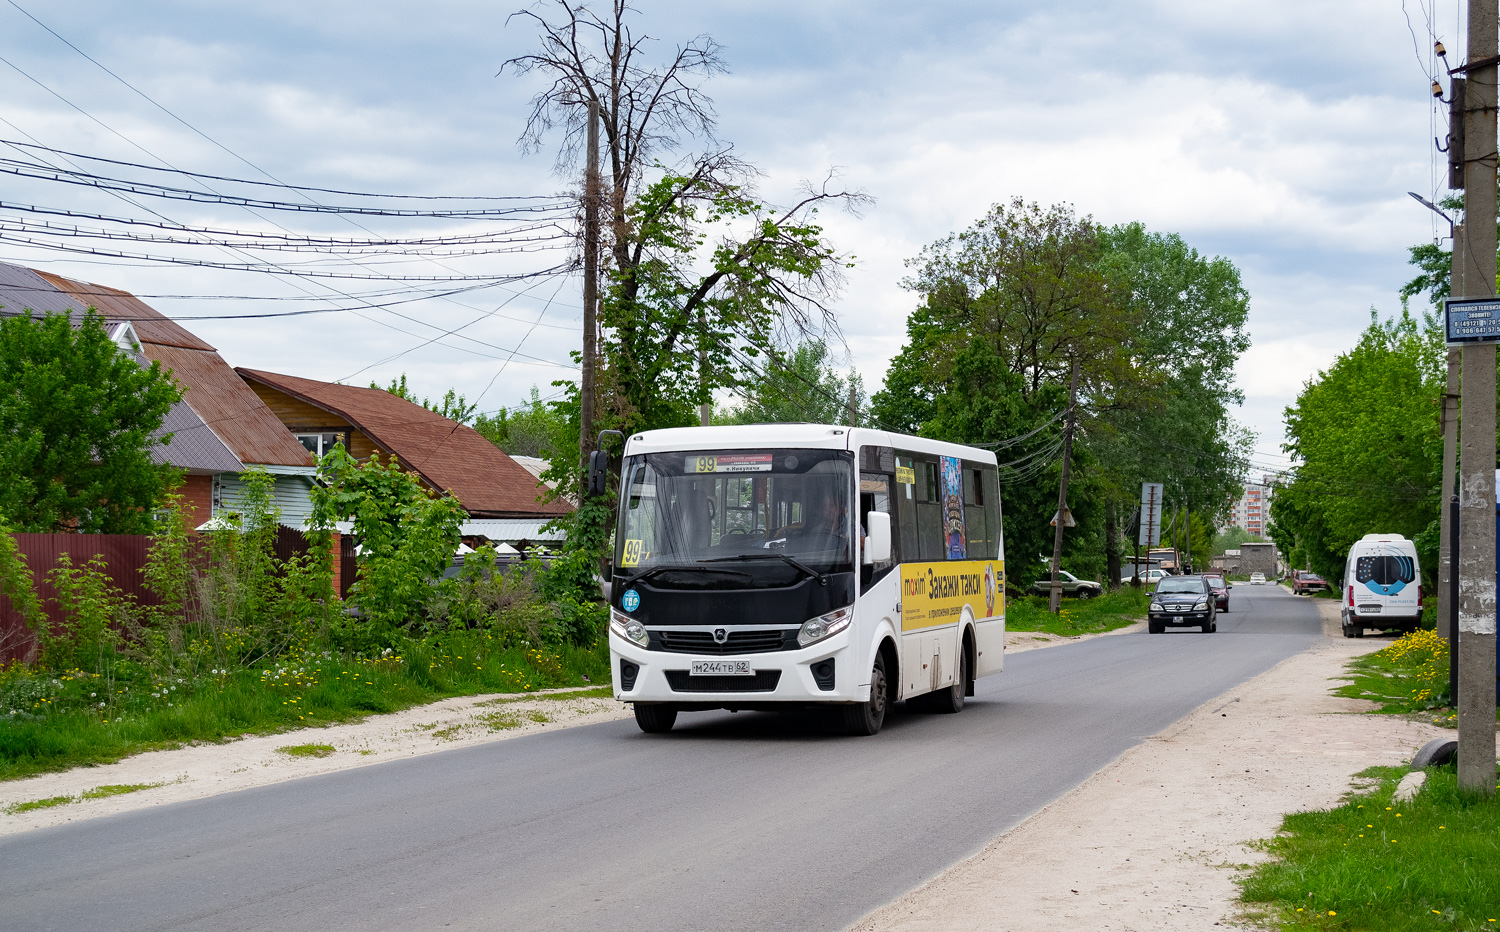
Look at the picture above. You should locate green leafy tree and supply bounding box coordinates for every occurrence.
[374,373,478,425]
[1213,525,1263,555]
[0,309,182,532]
[310,447,464,647]
[1269,309,1442,582]
[872,206,1252,589]
[718,339,865,424]
[473,386,570,458]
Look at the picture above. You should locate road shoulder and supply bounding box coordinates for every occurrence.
[0,687,630,836]
[845,598,1444,932]
[0,616,1137,837]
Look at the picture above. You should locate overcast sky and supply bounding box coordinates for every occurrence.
[0,0,1464,478]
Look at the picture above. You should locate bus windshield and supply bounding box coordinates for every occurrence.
[615,448,855,580]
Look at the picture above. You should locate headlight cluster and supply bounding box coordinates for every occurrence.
[1194,600,1209,611]
[1150,601,1163,612]
[610,609,649,647]
[797,607,852,648]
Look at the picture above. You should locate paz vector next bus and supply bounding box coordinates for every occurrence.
[602,424,1006,735]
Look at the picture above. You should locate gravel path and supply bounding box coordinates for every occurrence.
[845,597,1447,931]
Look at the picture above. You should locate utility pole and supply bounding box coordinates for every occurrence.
[579,98,601,489]
[1457,0,1498,796]
[698,306,710,426]
[1184,501,1192,573]
[1439,223,1462,689]
[1048,359,1080,614]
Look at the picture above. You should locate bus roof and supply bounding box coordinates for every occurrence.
[623,424,998,466]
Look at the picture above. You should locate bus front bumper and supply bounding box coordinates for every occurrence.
[609,629,868,706]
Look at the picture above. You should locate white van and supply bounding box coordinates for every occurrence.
[1341,534,1423,638]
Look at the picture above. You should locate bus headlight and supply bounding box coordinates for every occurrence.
[610,610,649,647]
[798,607,852,648]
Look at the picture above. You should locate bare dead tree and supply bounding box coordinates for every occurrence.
[502,0,868,445]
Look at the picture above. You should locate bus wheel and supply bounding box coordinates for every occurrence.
[930,641,966,714]
[634,703,678,733]
[844,654,888,736]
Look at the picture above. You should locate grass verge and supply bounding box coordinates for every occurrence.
[277,743,335,759]
[1332,628,1500,727]
[0,630,610,781]
[1240,764,1500,931]
[1335,628,1451,722]
[4,781,164,815]
[1005,586,1148,636]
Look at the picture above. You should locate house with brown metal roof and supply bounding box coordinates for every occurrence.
[236,368,570,543]
[0,262,317,530]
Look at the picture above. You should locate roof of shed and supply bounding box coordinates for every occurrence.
[237,368,570,518]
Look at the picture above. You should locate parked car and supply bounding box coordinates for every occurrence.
[1341,533,1423,639]
[1148,575,1217,634]
[1201,571,1229,611]
[1248,572,1266,585]
[1121,567,1167,585]
[1028,570,1103,599]
[1291,570,1329,595]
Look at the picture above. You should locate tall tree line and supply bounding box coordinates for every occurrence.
[872,199,1252,589]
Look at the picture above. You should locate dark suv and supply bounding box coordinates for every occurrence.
[1148,575,1217,634]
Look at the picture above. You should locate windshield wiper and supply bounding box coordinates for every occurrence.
[698,553,829,586]
[620,564,753,591]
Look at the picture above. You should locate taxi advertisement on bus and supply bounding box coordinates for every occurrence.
[899,559,1004,631]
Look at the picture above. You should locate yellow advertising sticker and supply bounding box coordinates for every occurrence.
[895,465,916,486]
[900,559,1004,631]
[620,539,645,568]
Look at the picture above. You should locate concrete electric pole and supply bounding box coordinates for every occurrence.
[1439,223,1462,699]
[1456,0,1498,796]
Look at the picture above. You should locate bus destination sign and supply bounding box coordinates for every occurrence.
[1445,296,1500,345]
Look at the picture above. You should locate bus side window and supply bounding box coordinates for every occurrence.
[917,460,944,561]
[984,466,1000,559]
[895,453,920,566]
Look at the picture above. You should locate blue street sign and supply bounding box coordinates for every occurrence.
[1445,296,1500,345]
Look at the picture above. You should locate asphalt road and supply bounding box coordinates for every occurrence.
[1,582,1321,932]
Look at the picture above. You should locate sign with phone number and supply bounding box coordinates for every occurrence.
[1446,296,1500,345]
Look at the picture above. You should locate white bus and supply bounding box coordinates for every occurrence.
[603,424,1006,735]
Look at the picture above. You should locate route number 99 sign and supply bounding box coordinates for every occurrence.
[684,453,773,474]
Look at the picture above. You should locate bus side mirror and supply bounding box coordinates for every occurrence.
[587,449,610,497]
[865,511,891,564]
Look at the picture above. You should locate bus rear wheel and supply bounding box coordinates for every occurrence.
[634,703,678,733]
[844,654,888,736]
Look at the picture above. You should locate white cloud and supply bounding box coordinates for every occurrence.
[0,0,1465,444]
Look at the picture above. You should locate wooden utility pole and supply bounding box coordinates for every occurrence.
[579,98,601,486]
[1048,359,1080,614]
[698,305,710,426]
[1457,0,1498,796]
